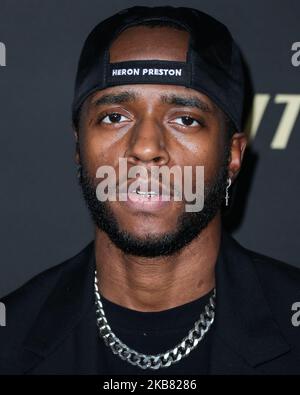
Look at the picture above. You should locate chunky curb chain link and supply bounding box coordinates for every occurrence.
[94,270,216,370]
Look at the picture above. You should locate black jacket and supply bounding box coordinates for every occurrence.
[1,230,300,375]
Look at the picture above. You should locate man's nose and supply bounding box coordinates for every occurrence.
[125,118,170,166]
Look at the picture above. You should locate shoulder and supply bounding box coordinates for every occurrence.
[1,241,93,308]
[224,231,300,289]
[0,242,93,364]
[239,243,300,338]
[245,247,300,291]
[224,232,300,309]
[225,234,300,352]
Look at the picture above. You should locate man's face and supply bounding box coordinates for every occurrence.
[75,26,243,257]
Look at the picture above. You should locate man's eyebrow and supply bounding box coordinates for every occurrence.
[91,91,213,113]
[92,91,138,107]
[161,94,213,113]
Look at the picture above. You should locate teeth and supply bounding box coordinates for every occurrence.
[136,190,158,196]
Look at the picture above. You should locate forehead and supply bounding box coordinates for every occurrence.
[109,25,190,63]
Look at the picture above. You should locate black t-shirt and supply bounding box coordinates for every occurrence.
[94,289,215,375]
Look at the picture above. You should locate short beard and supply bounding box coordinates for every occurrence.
[79,147,230,258]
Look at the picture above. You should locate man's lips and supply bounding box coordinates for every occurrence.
[116,179,176,212]
[121,191,173,212]
[117,179,175,198]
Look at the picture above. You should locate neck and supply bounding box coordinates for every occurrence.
[94,214,221,312]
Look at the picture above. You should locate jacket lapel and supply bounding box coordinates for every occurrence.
[209,230,290,374]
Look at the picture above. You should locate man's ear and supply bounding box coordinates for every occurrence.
[74,130,80,165]
[228,132,248,182]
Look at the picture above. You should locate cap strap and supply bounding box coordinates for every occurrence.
[106,60,191,86]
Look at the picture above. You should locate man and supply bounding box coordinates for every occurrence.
[1,6,300,375]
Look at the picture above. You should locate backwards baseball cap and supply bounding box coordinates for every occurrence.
[72,6,245,132]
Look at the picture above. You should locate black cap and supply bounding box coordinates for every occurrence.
[72,6,245,132]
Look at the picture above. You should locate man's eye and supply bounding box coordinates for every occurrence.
[101,113,129,124]
[173,116,202,127]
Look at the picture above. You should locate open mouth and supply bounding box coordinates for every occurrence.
[117,178,174,197]
[129,185,173,201]
[119,184,174,212]
[129,188,167,201]
[134,189,159,197]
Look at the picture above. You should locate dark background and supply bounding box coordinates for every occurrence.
[0,0,299,298]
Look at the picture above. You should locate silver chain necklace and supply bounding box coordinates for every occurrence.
[94,270,216,370]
